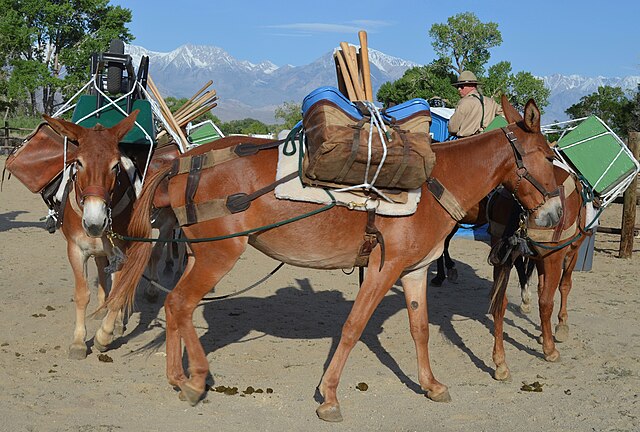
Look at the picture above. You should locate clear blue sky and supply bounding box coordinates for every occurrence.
[111,0,639,78]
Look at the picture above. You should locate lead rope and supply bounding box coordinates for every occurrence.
[105,208,127,274]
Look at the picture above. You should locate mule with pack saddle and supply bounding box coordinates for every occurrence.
[95,94,563,422]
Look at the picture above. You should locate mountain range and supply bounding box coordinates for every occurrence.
[126,44,640,125]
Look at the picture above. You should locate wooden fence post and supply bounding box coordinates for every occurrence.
[2,121,8,148]
[619,131,639,258]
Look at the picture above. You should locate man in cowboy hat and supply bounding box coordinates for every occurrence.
[448,70,503,138]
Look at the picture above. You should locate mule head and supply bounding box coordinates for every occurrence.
[499,96,562,228]
[43,110,139,237]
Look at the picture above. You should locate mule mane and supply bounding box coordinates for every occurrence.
[91,124,109,132]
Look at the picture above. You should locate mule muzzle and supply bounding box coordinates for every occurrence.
[533,196,563,228]
[81,196,109,238]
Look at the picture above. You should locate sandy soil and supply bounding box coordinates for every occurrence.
[1,155,638,432]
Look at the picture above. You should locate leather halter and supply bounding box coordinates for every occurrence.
[501,126,559,209]
[79,185,111,206]
[72,162,130,212]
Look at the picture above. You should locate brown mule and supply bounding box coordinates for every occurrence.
[487,162,588,381]
[42,111,140,359]
[99,96,562,421]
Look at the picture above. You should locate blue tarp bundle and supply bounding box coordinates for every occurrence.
[453,223,491,243]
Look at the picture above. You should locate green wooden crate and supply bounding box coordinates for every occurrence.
[557,116,637,196]
[71,95,155,146]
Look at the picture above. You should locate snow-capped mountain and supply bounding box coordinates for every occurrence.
[126,44,639,124]
[542,74,639,123]
[127,44,417,122]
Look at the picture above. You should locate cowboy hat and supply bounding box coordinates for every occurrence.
[453,70,479,87]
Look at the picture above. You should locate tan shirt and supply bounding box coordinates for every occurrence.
[448,89,504,137]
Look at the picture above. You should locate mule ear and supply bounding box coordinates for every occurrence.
[501,95,522,124]
[109,109,139,142]
[43,115,85,142]
[523,99,541,133]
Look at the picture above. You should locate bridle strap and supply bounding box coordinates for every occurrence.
[80,185,111,205]
[501,127,559,199]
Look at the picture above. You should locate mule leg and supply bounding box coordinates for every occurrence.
[91,256,110,320]
[94,268,126,351]
[537,259,562,362]
[317,259,404,422]
[516,257,535,313]
[431,256,446,287]
[401,267,451,401]
[67,246,91,359]
[167,239,247,406]
[163,242,175,278]
[431,227,457,287]
[555,250,578,343]
[491,264,512,381]
[443,226,458,282]
[94,310,124,352]
[169,228,187,283]
[141,224,165,304]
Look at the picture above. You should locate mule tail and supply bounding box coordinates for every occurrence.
[488,262,512,315]
[106,164,174,315]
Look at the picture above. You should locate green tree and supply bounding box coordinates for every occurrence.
[274,101,302,131]
[483,62,549,112]
[428,12,502,76]
[482,61,511,98]
[509,71,550,112]
[380,14,546,111]
[0,0,132,116]
[565,86,633,138]
[376,62,457,107]
[221,118,270,136]
[629,84,640,133]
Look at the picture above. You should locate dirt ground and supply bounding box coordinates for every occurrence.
[1,155,638,432]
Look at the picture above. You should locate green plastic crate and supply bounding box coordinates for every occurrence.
[187,120,223,145]
[557,116,637,196]
[71,95,155,146]
[483,115,508,132]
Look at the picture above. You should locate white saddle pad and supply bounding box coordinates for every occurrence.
[274,140,421,216]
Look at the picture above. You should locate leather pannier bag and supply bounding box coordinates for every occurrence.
[4,123,77,193]
[301,87,436,191]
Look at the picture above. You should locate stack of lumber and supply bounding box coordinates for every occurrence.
[146,76,218,143]
[334,30,374,102]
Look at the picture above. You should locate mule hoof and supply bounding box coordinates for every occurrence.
[544,349,560,363]
[316,403,343,422]
[93,339,109,353]
[430,276,444,287]
[113,323,125,338]
[494,365,511,381]
[536,334,544,345]
[94,328,113,352]
[427,388,451,403]
[520,303,531,314]
[68,344,88,360]
[179,382,204,406]
[447,268,458,282]
[555,324,569,343]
